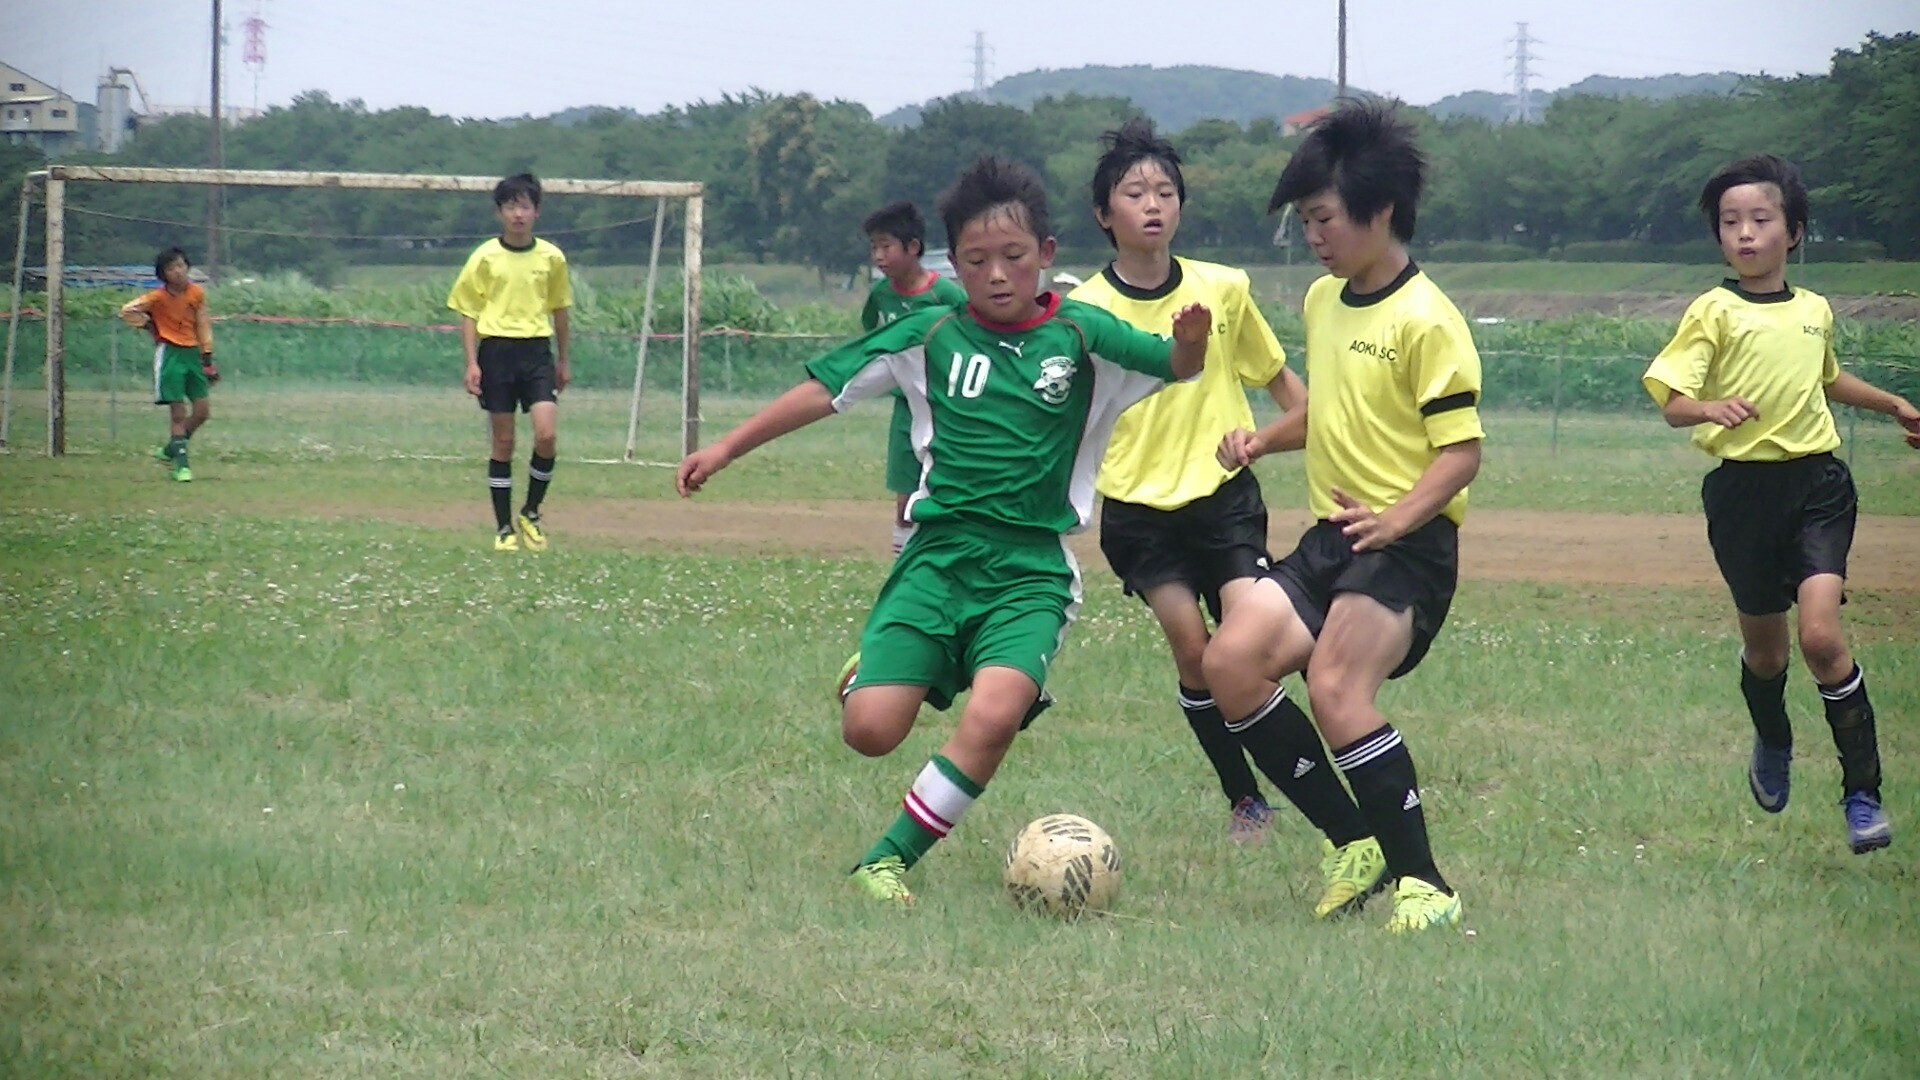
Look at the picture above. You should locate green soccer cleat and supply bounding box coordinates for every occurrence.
[170,464,193,483]
[1314,836,1388,919]
[849,856,913,904]
[1385,877,1462,935]
[152,444,175,465]
[514,512,548,553]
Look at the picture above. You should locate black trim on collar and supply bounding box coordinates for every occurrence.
[499,235,536,253]
[1340,259,1421,308]
[1718,279,1794,304]
[1098,257,1184,301]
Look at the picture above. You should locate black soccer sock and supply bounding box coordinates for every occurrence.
[1228,685,1370,847]
[1178,685,1262,806]
[1333,725,1448,892]
[488,458,513,532]
[1740,655,1793,750]
[165,434,189,463]
[524,453,555,518]
[1819,665,1881,800]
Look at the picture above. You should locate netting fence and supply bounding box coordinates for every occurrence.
[2,311,1915,473]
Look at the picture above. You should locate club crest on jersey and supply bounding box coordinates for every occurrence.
[1032,356,1076,405]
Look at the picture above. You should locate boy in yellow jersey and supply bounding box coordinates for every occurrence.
[119,246,217,483]
[1207,99,1482,934]
[678,156,1212,905]
[1644,155,1919,854]
[1070,119,1387,913]
[862,201,969,554]
[449,173,572,552]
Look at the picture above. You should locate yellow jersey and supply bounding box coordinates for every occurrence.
[1071,257,1288,510]
[447,237,572,338]
[1642,282,1841,461]
[1299,264,1483,526]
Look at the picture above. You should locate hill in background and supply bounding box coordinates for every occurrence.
[876,65,1746,131]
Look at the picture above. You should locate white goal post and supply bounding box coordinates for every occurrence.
[2,165,704,459]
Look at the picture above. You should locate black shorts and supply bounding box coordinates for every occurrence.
[1098,469,1273,622]
[1270,516,1459,680]
[477,336,557,414]
[1702,452,1856,616]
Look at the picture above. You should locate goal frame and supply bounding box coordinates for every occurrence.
[2,165,704,459]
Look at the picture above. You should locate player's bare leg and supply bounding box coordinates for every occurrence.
[1145,583,1269,840]
[1309,593,1458,932]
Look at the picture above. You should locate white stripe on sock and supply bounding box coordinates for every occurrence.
[529,467,553,482]
[1224,685,1289,734]
[489,478,513,489]
[1819,667,1864,700]
[902,760,975,838]
[1334,728,1404,771]
[1178,690,1215,711]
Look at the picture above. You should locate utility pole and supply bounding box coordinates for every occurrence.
[1336,1,1348,99]
[972,31,989,100]
[207,0,223,281]
[1507,21,1538,124]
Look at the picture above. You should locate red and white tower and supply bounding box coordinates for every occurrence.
[242,3,269,112]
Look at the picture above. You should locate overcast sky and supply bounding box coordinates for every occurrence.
[6,1,1916,120]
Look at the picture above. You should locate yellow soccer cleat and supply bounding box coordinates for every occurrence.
[849,856,913,904]
[493,530,520,553]
[170,464,193,483]
[1314,837,1388,919]
[1385,877,1462,935]
[514,512,548,553]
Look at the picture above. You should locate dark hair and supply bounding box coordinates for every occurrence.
[862,200,926,256]
[938,155,1050,250]
[1267,97,1425,242]
[493,172,542,208]
[154,246,190,280]
[1699,154,1808,250]
[1091,117,1186,248]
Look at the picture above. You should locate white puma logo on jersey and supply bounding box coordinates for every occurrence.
[997,340,1025,356]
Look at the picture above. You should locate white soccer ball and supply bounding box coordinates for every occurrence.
[1002,813,1121,917]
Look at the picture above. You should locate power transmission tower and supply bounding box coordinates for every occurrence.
[1337,0,1347,99]
[971,31,992,99]
[1506,21,1539,124]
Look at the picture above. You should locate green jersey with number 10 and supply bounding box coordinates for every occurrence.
[806,293,1180,534]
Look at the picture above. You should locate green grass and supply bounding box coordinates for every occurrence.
[1,495,1917,1077]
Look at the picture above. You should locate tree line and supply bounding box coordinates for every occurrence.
[2,32,1913,283]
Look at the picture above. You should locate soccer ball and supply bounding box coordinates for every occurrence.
[1002,813,1121,917]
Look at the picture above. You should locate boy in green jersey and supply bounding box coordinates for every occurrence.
[862,201,968,554]
[677,156,1212,903]
[1643,154,1919,854]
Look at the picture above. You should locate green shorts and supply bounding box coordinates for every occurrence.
[885,395,920,495]
[152,342,210,404]
[849,521,1081,710]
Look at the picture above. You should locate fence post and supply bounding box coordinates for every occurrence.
[723,332,734,395]
[109,317,119,442]
[1550,352,1562,457]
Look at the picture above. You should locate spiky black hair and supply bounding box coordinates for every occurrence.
[153,246,190,280]
[938,155,1051,249]
[1268,97,1425,241]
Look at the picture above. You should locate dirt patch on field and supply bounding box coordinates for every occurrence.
[360,497,1920,594]
[1454,291,1920,323]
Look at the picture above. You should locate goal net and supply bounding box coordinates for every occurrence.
[2,165,708,464]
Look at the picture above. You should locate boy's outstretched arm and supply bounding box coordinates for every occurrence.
[1330,440,1481,553]
[1167,303,1212,380]
[1826,372,1920,448]
[675,380,837,496]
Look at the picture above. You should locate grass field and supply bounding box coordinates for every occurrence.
[4,388,1920,1077]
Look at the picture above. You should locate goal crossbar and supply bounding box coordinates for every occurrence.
[4,166,704,458]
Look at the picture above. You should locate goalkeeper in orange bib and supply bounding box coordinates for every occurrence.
[120,246,218,482]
